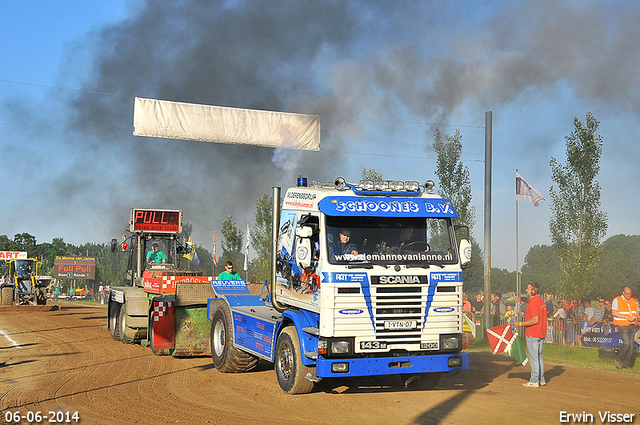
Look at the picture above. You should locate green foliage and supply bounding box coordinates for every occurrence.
[361,166,383,181]
[432,127,475,229]
[521,244,561,295]
[220,215,244,275]
[462,239,483,293]
[489,267,518,295]
[431,127,483,294]
[594,234,640,299]
[250,193,273,285]
[549,113,608,300]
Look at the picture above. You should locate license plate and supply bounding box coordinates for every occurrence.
[384,320,417,330]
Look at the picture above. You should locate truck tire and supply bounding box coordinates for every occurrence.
[109,302,123,341]
[210,304,258,373]
[1,287,14,306]
[118,305,136,344]
[275,326,315,394]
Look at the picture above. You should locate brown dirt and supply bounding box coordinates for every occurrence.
[1,302,638,425]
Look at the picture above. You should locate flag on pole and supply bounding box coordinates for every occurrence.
[244,223,250,272]
[192,246,200,266]
[516,171,545,210]
[212,232,218,268]
[183,236,195,262]
[486,324,529,366]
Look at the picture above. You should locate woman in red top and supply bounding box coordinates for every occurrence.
[516,282,547,388]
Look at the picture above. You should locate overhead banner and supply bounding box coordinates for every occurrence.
[0,251,28,260]
[133,97,320,151]
[54,256,96,279]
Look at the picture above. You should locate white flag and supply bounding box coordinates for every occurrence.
[244,223,250,272]
[212,232,218,268]
[516,171,545,210]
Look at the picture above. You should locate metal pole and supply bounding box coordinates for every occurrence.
[516,196,520,317]
[483,111,493,334]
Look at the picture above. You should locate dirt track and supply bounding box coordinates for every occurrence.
[1,302,638,425]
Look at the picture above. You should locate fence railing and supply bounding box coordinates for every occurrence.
[464,312,633,349]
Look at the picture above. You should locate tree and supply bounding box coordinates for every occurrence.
[361,166,383,181]
[250,193,273,285]
[432,128,475,228]
[521,244,561,295]
[594,234,640,299]
[549,113,608,300]
[220,216,244,275]
[431,127,480,290]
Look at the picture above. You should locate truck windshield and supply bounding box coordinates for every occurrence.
[15,260,34,279]
[143,238,177,268]
[326,216,456,266]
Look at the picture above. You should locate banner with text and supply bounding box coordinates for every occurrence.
[54,256,96,279]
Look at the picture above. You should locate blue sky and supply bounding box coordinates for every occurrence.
[1,0,639,272]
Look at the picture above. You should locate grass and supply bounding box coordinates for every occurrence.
[467,337,639,373]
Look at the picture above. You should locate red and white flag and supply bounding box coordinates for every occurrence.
[487,324,528,366]
[516,171,545,210]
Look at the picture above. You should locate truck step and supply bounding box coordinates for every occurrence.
[304,351,317,360]
[302,327,319,336]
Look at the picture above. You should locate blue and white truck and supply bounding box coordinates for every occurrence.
[207,177,471,394]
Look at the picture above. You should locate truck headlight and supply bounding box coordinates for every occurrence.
[331,340,351,354]
[440,334,461,351]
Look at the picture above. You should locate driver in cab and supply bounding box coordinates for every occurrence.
[384,227,429,253]
[147,243,167,264]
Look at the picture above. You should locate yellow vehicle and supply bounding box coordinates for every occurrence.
[1,258,51,306]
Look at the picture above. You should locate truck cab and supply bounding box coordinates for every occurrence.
[209,177,471,394]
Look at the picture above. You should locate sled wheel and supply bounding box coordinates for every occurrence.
[210,304,258,373]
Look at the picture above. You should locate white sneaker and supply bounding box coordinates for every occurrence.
[540,382,547,386]
[522,382,540,388]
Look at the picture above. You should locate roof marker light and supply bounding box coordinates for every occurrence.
[424,180,436,193]
[334,177,347,190]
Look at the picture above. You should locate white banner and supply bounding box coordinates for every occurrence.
[0,251,27,260]
[133,97,320,151]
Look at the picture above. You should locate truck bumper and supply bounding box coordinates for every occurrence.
[315,352,468,378]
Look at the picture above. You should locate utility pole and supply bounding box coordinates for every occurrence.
[483,111,492,334]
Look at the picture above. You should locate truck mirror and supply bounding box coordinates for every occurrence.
[459,239,472,267]
[111,239,118,252]
[296,237,312,269]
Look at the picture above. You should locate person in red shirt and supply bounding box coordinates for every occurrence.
[516,282,547,388]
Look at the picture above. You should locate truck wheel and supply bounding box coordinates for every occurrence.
[401,372,442,390]
[109,302,122,341]
[1,287,14,306]
[210,304,258,373]
[118,305,135,344]
[275,326,315,394]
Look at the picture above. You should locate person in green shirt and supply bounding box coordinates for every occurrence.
[146,243,168,265]
[217,261,241,280]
